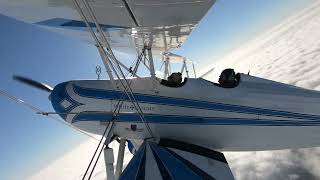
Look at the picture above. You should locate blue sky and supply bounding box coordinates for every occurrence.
[0,15,103,179]
[0,0,313,179]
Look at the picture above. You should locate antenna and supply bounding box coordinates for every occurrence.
[95,65,102,80]
[200,67,214,78]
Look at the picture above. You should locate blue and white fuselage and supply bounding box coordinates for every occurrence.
[50,74,320,151]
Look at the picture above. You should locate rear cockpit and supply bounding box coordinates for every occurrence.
[216,68,240,88]
[206,68,241,88]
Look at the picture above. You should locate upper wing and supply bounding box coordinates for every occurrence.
[0,0,215,54]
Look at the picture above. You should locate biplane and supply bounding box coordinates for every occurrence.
[1,0,320,179]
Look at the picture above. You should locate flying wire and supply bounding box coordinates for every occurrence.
[0,89,99,141]
[83,51,146,180]
[72,0,155,178]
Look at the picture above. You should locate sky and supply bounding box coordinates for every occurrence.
[0,0,314,179]
[0,15,103,179]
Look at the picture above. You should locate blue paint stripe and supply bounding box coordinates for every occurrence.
[51,82,82,119]
[72,112,320,126]
[135,147,146,180]
[149,143,173,180]
[149,143,202,180]
[159,139,227,164]
[164,148,216,180]
[73,85,320,121]
[119,143,146,180]
[36,18,128,31]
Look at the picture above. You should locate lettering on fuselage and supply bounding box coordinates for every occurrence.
[111,102,155,113]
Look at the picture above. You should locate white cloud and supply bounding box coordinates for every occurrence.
[28,139,132,180]
[225,149,320,180]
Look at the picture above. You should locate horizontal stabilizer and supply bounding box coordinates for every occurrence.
[119,139,234,180]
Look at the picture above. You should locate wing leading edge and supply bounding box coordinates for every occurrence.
[0,0,215,55]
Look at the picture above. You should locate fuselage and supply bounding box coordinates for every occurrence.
[50,74,320,151]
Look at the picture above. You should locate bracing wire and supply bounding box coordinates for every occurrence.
[79,0,153,121]
[0,89,99,141]
[82,51,146,180]
[81,120,113,180]
[72,0,156,179]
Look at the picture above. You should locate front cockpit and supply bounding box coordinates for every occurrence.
[160,72,188,87]
[200,68,241,88]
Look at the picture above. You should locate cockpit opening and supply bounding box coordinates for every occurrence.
[160,72,187,87]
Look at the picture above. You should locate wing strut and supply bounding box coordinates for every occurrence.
[146,46,158,88]
[115,138,127,179]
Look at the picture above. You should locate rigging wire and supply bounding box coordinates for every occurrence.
[0,89,99,141]
[82,52,146,180]
[106,51,155,138]
[75,0,154,139]
[87,138,107,179]
[81,120,113,180]
[72,0,156,179]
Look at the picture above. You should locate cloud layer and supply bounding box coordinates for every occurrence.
[28,140,132,180]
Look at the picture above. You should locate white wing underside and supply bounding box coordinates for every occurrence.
[0,0,215,55]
